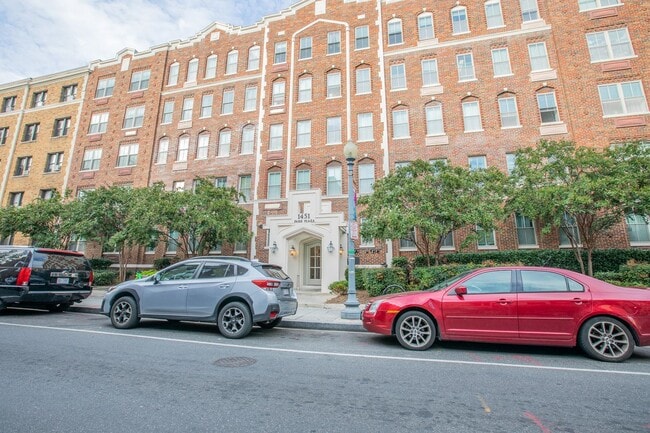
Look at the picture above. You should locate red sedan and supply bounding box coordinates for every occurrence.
[362,266,650,362]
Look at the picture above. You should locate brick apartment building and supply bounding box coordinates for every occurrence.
[0,0,648,292]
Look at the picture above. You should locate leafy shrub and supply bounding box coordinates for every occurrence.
[344,266,365,291]
[93,270,118,286]
[411,264,484,291]
[362,267,408,297]
[88,258,114,270]
[391,256,409,269]
[595,263,650,287]
[329,280,348,295]
[154,257,172,270]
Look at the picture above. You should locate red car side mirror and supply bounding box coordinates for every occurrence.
[454,286,468,296]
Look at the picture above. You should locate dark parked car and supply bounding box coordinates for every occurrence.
[363,266,650,362]
[0,246,94,312]
[101,256,298,339]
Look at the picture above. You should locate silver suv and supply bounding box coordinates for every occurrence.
[100,256,297,339]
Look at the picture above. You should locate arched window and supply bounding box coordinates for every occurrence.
[176,135,189,162]
[218,128,232,157]
[417,13,435,40]
[240,125,255,154]
[451,6,469,34]
[387,18,403,45]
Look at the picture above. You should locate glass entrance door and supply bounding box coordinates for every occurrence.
[304,242,321,286]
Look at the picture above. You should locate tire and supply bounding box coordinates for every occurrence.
[110,296,140,329]
[579,316,635,362]
[48,302,71,312]
[217,301,252,339]
[257,317,282,329]
[395,311,436,351]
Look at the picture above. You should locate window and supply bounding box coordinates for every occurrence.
[181,97,193,121]
[400,228,416,250]
[355,26,369,49]
[356,68,371,94]
[327,164,342,196]
[462,101,482,132]
[241,125,255,154]
[506,153,517,175]
[218,129,231,157]
[200,94,213,118]
[274,41,287,64]
[161,101,174,124]
[626,214,650,244]
[456,53,476,81]
[23,123,39,141]
[177,135,189,162]
[468,155,487,171]
[187,59,199,82]
[196,133,209,159]
[226,50,238,74]
[485,0,504,28]
[299,37,312,59]
[326,116,342,144]
[579,0,620,12]
[491,48,512,76]
[516,214,537,246]
[425,104,444,135]
[117,144,138,167]
[269,124,283,151]
[418,13,435,40]
[89,112,109,134]
[296,169,311,190]
[238,175,252,202]
[205,55,217,79]
[498,97,520,127]
[327,31,341,54]
[359,162,375,194]
[324,71,342,99]
[586,28,633,62]
[168,63,179,85]
[172,181,185,192]
[296,120,311,148]
[40,189,55,200]
[248,46,260,70]
[451,6,469,34]
[95,77,115,98]
[267,171,282,199]
[462,271,512,294]
[560,212,580,246]
[521,271,583,293]
[244,86,257,111]
[392,109,410,138]
[528,42,550,71]
[2,96,16,112]
[129,70,150,91]
[32,91,47,107]
[598,81,648,116]
[157,138,169,164]
[81,148,102,171]
[123,106,145,129]
[221,89,234,114]
[53,117,71,137]
[9,192,23,207]
[390,63,406,90]
[15,156,32,176]
[477,225,496,248]
[272,80,285,106]
[45,152,64,173]
[298,76,312,102]
[520,0,540,22]
[387,19,403,45]
[537,92,559,123]
[357,113,373,141]
[0,127,8,145]
[421,59,439,86]
[61,84,77,102]
[215,177,227,188]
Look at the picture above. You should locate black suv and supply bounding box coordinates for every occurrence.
[0,246,93,312]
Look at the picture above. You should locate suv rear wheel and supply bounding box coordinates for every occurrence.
[217,301,252,339]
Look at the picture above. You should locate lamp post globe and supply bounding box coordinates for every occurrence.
[341,140,361,320]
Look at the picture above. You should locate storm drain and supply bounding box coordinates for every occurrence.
[213,357,257,368]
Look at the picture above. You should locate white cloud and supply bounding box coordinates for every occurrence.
[0,0,294,84]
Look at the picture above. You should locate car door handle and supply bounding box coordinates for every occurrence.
[177,285,188,290]
[497,298,512,305]
[573,298,583,305]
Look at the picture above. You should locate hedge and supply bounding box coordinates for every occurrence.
[411,263,484,291]
[88,258,114,270]
[595,263,650,288]
[93,270,118,286]
[362,267,408,297]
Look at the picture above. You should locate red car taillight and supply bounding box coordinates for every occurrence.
[252,279,281,291]
[89,270,94,286]
[16,267,32,286]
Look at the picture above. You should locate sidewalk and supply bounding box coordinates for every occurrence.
[70,288,366,332]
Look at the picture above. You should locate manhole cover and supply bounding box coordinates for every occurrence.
[213,357,257,368]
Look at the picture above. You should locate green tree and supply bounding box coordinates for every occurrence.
[508,140,650,276]
[0,205,20,242]
[358,159,508,266]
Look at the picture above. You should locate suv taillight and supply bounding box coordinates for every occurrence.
[252,279,281,291]
[89,270,94,286]
[16,267,32,286]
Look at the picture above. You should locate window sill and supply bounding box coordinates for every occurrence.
[463,129,484,134]
[517,245,540,249]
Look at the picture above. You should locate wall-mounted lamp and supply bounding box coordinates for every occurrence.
[339,244,344,255]
[327,241,334,253]
[290,245,297,256]
[270,241,278,254]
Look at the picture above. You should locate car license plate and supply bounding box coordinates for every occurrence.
[282,288,289,296]
[56,277,69,284]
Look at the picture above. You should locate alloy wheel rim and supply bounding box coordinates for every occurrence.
[222,307,245,334]
[400,316,432,348]
[588,321,629,359]
[113,301,132,324]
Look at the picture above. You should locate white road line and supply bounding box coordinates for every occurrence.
[2,321,649,377]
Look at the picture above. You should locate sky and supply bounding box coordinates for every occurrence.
[0,0,296,84]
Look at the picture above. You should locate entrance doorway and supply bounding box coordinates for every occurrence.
[303,241,321,288]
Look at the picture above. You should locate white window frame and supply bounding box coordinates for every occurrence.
[200,94,213,118]
[225,50,238,75]
[240,125,255,154]
[296,120,312,148]
[491,48,512,77]
[462,101,483,132]
[269,124,283,151]
[358,162,375,194]
[186,58,199,83]
[298,76,313,102]
[196,132,209,160]
[498,97,521,128]
[221,89,234,115]
[247,46,260,71]
[89,112,109,134]
[586,28,634,62]
[177,136,189,162]
[181,97,193,121]
[356,68,371,94]
[392,109,410,139]
[95,77,115,98]
[468,155,487,171]
[417,13,435,41]
[81,148,102,171]
[326,164,342,196]
[357,113,373,142]
[390,63,407,90]
[123,106,145,129]
[451,6,470,34]
[456,53,476,81]
[296,169,311,191]
[578,0,621,12]
[425,104,444,136]
[274,41,287,64]
[528,42,551,71]
[129,70,150,92]
[485,0,505,28]
[421,59,440,86]
[355,25,369,50]
[156,138,169,164]
[327,31,341,54]
[161,101,174,124]
[598,81,649,117]
[299,37,312,60]
[476,225,497,249]
[244,86,257,112]
[387,19,403,45]
[536,92,560,124]
[515,213,538,247]
[117,143,139,167]
[267,171,282,199]
[205,55,217,79]
[326,116,342,144]
[626,214,650,245]
[327,71,342,98]
[272,80,286,107]
[218,129,231,157]
[520,0,540,22]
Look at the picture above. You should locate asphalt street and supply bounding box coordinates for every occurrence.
[1,308,649,433]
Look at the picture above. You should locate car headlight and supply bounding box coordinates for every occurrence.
[368,300,384,314]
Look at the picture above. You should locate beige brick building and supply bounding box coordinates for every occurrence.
[1,0,649,292]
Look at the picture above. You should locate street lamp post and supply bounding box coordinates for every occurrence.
[341,140,361,320]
